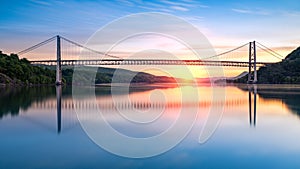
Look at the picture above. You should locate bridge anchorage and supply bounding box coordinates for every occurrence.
[18,35,284,85]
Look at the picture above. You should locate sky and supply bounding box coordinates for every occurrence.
[0,0,300,77]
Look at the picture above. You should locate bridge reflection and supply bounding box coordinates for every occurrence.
[248,85,257,126]
[54,86,257,134]
[39,95,250,110]
[57,86,62,133]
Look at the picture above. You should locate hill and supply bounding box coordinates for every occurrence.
[234,47,300,84]
[0,51,176,85]
[63,66,176,85]
[214,71,248,83]
[0,51,56,85]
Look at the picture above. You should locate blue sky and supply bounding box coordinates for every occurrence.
[0,0,300,55]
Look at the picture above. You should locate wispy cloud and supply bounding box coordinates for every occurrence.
[137,5,172,13]
[196,4,209,8]
[232,8,270,15]
[161,0,193,7]
[161,0,209,8]
[117,0,135,7]
[170,6,189,12]
[136,0,208,13]
[282,11,300,17]
[232,8,251,14]
[183,16,205,22]
[29,0,52,6]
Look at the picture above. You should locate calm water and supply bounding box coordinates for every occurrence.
[1,84,300,169]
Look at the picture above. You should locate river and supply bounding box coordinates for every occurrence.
[1,84,300,169]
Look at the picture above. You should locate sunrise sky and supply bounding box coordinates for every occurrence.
[1,0,300,78]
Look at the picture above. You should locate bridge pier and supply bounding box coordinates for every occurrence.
[56,35,62,85]
[248,41,257,84]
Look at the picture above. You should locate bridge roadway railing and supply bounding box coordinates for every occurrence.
[30,59,269,67]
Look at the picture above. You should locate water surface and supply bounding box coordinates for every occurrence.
[1,84,300,169]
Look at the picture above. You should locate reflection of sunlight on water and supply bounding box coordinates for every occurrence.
[21,85,290,114]
[9,85,299,136]
[259,98,287,115]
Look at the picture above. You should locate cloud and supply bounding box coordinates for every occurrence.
[161,0,193,7]
[183,16,205,22]
[232,8,270,15]
[282,11,300,17]
[29,0,52,6]
[170,6,189,12]
[137,5,172,13]
[117,0,135,7]
[196,4,209,8]
[161,0,209,8]
[136,0,209,13]
[136,1,174,13]
[232,8,251,14]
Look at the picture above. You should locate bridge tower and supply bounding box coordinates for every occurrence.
[248,41,257,83]
[56,35,62,85]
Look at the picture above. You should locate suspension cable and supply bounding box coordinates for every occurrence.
[17,35,285,63]
[202,42,249,60]
[256,42,284,59]
[256,45,283,60]
[60,36,121,59]
[17,36,57,55]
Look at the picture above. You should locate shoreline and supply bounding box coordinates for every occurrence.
[2,82,300,88]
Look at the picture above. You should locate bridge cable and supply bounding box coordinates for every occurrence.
[256,42,284,59]
[17,36,57,55]
[60,36,121,59]
[256,44,284,60]
[202,42,249,60]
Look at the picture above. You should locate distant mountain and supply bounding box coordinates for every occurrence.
[195,77,225,84]
[66,67,176,85]
[234,47,300,84]
[213,71,248,84]
[232,71,249,80]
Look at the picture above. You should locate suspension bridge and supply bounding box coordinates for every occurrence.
[17,35,284,85]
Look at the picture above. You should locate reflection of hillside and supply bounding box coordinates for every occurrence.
[258,91,300,116]
[0,84,177,119]
[0,87,56,118]
[236,84,300,116]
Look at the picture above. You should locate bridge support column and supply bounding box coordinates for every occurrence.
[248,41,257,83]
[56,35,62,85]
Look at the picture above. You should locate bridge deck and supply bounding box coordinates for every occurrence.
[29,59,270,67]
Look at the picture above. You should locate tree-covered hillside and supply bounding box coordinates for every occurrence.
[0,51,56,85]
[234,46,300,84]
[0,51,176,85]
